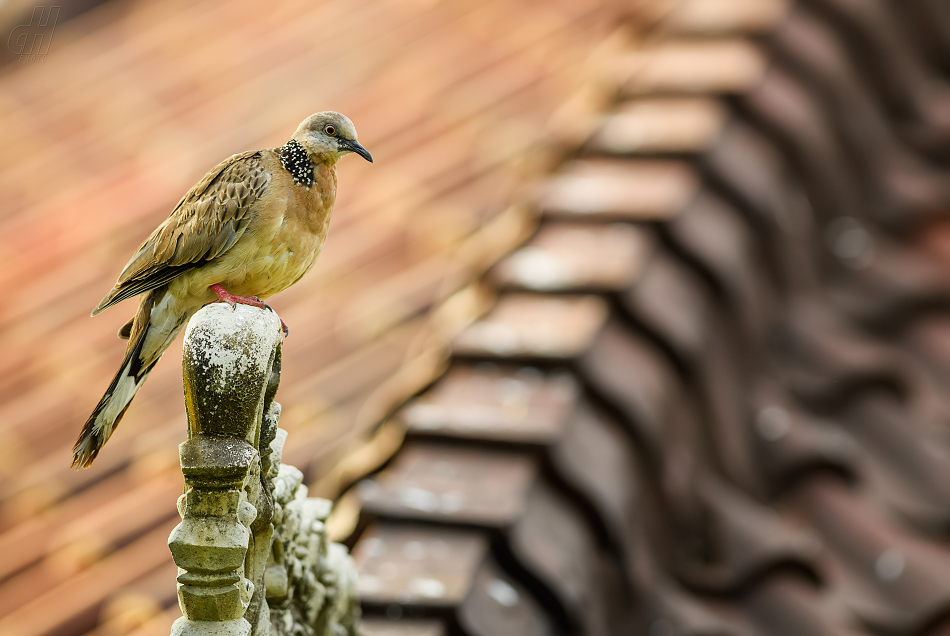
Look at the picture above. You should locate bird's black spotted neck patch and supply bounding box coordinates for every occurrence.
[279,139,314,187]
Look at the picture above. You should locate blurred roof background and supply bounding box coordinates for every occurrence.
[6,0,950,635]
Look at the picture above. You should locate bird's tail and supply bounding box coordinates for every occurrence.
[73,292,166,468]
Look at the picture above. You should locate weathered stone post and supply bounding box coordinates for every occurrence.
[168,304,361,636]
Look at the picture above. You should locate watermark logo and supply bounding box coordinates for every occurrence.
[8,6,61,63]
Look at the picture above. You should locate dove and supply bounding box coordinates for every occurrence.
[72,112,372,468]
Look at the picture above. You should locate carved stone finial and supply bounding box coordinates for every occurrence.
[168,304,361,636]
[182,303,282,445]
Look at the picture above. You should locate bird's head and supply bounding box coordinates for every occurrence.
[292,111,373,164]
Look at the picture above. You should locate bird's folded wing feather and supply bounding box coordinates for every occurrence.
[93,150,270,315]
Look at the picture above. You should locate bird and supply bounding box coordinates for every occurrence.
[72,111,372,468]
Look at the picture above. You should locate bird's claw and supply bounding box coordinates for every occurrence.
[208,284,265,309]
[208,284,288,336]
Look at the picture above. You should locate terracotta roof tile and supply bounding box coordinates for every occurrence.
[536,159,698,221]
[588,97,728,156]
[617,39,768,97]
[453,294,608,360]
[492,222,654,293]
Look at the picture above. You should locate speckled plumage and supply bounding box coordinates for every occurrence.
[279,138,315,187]
[73,111,372,468]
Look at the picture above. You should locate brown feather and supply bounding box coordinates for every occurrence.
[92,151,270,315]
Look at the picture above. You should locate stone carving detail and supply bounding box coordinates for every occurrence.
[168,304,361,636]
[267,465,361,636]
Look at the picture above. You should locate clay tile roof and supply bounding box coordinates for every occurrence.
[348,0,950,634]
[4,0,950,634]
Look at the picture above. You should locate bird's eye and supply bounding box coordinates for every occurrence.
[324,124,336,136]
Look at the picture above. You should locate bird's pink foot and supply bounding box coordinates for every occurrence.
[208,284,289,337]
[208,283,266,309]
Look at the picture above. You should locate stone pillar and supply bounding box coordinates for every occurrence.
[168,304,360,636]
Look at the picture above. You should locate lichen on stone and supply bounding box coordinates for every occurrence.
[266,465,361,636]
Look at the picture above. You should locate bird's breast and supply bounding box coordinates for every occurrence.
[208,169,335,299]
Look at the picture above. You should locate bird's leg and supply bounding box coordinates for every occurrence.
[208,283,266,309]
[208,284,289,337]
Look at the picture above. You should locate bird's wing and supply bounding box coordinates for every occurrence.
[93,150,271,315]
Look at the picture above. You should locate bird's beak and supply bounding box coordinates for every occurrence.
[343,139,373,163]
